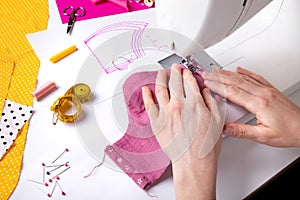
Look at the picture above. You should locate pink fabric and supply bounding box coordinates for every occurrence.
[55,0,153,24]
[105,68,205,189]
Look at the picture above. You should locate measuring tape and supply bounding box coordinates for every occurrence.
[50,83,92,125]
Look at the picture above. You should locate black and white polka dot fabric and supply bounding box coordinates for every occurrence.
[0,100,33,159]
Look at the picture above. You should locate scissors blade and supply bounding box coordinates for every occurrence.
[66,14,75,34]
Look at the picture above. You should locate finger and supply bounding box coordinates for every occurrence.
[236,67,295,104]
[202,87,225,125]
[213,67,265,87]
[203,69,264,96]
[223,123,268,143]
[155,70,169,107]
[169,64,184,100]
[182,69,201,100]
[142,86,159,119]
[212,66,233,75]
[198,88,224,159]
[204,80,260,114]
[202,88,216,112]
[236,66,272,87]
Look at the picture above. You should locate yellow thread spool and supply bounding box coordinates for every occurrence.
[50,45,77,63]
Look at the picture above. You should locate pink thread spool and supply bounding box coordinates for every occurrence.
[32,81,57,101]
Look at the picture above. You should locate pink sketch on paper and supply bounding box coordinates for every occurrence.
[84,21,149,74]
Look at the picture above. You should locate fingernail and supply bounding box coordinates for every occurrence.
[223,127,234,136]
[179,64,186,69]
[142,86,146,93]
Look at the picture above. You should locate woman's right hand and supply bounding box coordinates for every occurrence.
[202,66,300,147]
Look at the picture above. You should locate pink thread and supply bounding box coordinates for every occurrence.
[84,154,106,178]
[146,189,159,199]
[32,81,56,101]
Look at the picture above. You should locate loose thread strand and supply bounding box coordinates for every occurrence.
[146,189,159,199]
[84,154,106,178]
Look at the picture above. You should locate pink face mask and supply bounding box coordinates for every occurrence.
[105,68,205,189]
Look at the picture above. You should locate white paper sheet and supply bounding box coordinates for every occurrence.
[10,0,300,199]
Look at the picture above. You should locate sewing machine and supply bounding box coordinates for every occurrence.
[155,0,300,124]
[156,0,273,48]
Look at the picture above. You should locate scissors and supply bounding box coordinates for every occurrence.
[63,6,86,34]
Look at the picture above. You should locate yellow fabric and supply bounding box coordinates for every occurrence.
[0,1,48,199]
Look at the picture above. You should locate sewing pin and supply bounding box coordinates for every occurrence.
[51,166,71,180]
[46,164,63,168]
[51,148,69,164]
[47,181,57,198]
[26,179,44,185]
[56,181,66,196]
[47,162,69,174]
[42,163,46,183]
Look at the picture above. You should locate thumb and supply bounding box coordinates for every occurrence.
[223,123,263,141]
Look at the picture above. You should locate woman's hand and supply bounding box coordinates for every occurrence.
[142,64,223,200]
[202,66,300,147]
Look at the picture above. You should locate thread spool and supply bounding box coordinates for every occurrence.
[32,81,57,101]
[144,0,154,7]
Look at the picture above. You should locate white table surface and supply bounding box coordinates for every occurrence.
[10,0,300,199]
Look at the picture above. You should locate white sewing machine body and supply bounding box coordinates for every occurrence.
[156,0,273,48]
[156,0,300,123]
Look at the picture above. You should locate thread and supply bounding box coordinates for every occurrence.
[84,154,106,178]
[32,81,57,101]
[144,0,155,7]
